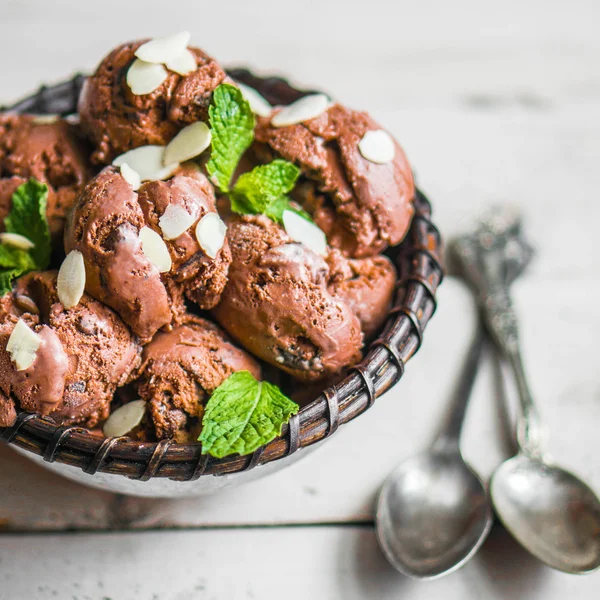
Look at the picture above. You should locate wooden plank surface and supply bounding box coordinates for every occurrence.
[1,0,600,598]
[1,525,598,600]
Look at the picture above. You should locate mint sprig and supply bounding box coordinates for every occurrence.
[199,371,299,458]
[0,179,51,296]
[206,83,312,225]
[231,159,300,217]
[206,84,255,193]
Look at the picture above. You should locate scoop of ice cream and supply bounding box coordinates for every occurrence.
[212,213,363,381]
[254,104,414,258]
[134,315,261,442]
[64,165,230,340]
[327,249,396,340]
[0,271,142,428]
[79,40,227,164]
[137,166,231,309]
[0,114,93,240]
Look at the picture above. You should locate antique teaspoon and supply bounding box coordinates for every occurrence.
[454,209,600,575]
[375,210,530,579]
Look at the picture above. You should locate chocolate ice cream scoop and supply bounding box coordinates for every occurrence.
[0,114,93,240]
[254,103,415,258]
[212,213,363,382]
[327,249,397,340]
[134,315,261,442]
[79,40,227,164]
[0,271,142,428]
[64,166,230,340]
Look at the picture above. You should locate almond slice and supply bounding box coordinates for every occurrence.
[31,114,59,125]
[6,319,42,371]
[164,122,211,165]
[14,294,39,315]
[119,163,142,190]
[195,213,227,259]
[159,204,196,240]
[358,129,396,164]
[282,210,327,256]
[271,94,330,127]
[126,59,168,95]
[57,250,86,309]
[113,146,179,182]
[134,32,191,64]
[0,232,34,250]
[139,226,172,273]
[103,400,147,437]
[165,49,196,75]
[236,82,273,118]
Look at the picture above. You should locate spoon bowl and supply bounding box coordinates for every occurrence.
[491,454,600,574]
[376,449,493,579]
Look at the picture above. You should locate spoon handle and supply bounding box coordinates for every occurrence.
[481,288,546,459]
[451,208,544,459]
[433,326,486,452]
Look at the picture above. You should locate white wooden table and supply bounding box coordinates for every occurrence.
[1,1,600,598]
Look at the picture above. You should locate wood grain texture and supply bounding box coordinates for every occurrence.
[0,525,598,600]
[1,0,600,597]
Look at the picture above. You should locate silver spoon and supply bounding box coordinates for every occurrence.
[375,327,491,579]
[456,208,600,575]
[375,214,532,579]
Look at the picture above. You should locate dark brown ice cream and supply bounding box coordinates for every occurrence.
[79,40,227,164]
[0,114,93,240]
[134,315,261,442]
[0,272,141,428]
[254,104,414,258]
[327,249,396,340]
[212,213,363,381]
[64,165,230,341]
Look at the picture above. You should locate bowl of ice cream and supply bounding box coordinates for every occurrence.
[0,33,442,497]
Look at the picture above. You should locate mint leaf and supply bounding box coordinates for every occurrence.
[206,84,255,193]
[0,269,22,296]
[231,160,300,215]
[199,371,299,458]
[0,244,36,271]
[265,196,313,225]
[4,179,51,269]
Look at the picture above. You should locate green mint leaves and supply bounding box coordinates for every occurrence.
[206,84,255,193]
[0,179,51,295]
[230,159,300,219]
[206,83,305,224]
[199,371,299,458]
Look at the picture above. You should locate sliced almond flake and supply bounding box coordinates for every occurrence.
[358,129,396,164]
[103,400,147,437]
[64,113,80,125]
[164,122,211,165]
[14,295,39,315]
[135,32,191,64]
[139,226,172,273]
[0,232,34,250]
[113,146,179,182]
[6,319,42,371]
[57,250,86,309]
[271,94,330,127]
[126,59,168,95]
[195,213,227,259]
[119,163,142,191]
[282,210,327,256]
[159,204,196,240]
[165,49,197,75]
[236,82,273,118]
[31,114,59,125]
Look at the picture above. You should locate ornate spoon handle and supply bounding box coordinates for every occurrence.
[451,209,545,459]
